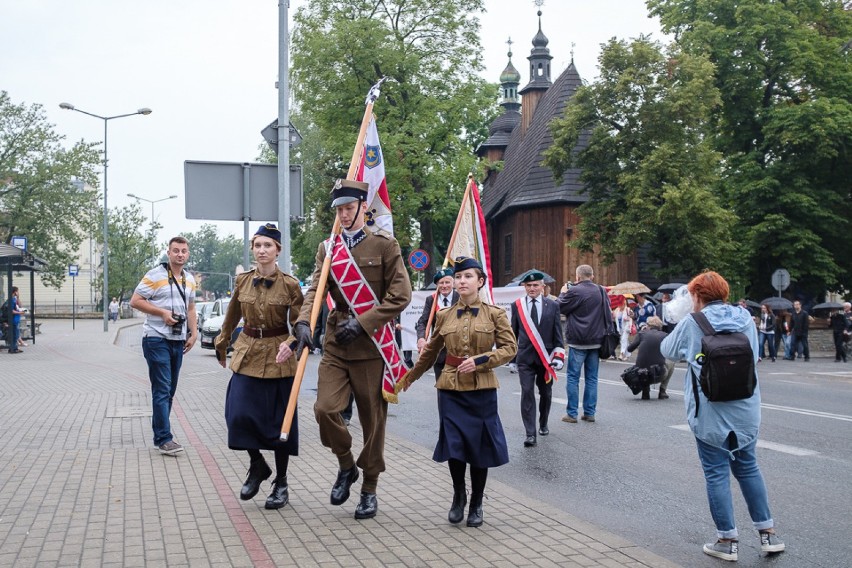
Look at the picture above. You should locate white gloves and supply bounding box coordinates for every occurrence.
[508,363,518,374]
[550,359,564,371]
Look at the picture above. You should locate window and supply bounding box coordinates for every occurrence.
[504,234,513,274]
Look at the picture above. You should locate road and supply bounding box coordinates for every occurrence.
[183,340,851,567]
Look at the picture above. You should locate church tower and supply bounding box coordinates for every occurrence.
[476,39,522,170]
[518,5,553,135]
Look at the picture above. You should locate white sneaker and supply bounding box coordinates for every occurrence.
[760,531,785,554]
[703,540,738,562]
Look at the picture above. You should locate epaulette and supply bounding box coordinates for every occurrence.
[371,228,392,239]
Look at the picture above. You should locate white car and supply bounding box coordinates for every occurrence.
[199,298,233,350]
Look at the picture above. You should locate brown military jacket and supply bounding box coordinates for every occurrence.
[215,268,303,378]
[406,298,517,391]
[299,230,411,361]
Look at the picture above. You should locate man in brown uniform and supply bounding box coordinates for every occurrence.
[294,179,411,520]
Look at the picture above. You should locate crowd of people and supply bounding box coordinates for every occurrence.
[121,177,797,563]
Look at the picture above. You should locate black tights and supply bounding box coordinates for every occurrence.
[448,458,488,494]
[247,448,289,479]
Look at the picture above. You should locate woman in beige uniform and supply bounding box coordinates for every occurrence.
[397,257,517,528]
[216,224,303,509]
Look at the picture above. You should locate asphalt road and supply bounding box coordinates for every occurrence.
[179,340,851,568]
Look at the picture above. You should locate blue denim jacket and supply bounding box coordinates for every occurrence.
[661,302,761,457]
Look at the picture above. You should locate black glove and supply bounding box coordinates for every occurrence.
[293,321,313,354]
[335,318,362,346]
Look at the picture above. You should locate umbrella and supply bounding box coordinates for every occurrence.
[656,283,686,293]
[743,299,762,309]
[608,281,651,295]
[811,301,844,311]
[760,297,793,311]
[508,268,556,286]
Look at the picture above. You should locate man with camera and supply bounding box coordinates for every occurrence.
[130,236,198,456]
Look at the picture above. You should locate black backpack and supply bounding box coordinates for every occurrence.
[691,311,757,410]
[0,300,8,324]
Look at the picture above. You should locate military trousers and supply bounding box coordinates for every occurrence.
[314,352,387,492]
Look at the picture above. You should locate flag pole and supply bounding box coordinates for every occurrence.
[422,173,475,341]
[281,79,387,441]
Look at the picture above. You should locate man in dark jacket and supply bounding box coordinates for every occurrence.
[790,300,810,361]
[627,316,668,400]
[558,265,612,423]
[511,271,564,447]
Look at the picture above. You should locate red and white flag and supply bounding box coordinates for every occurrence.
[447,178,494,304]
[356,116,393,235]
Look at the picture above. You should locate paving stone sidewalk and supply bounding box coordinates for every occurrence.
[0,319,680,567]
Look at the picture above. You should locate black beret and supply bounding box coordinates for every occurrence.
[433,267,454,284]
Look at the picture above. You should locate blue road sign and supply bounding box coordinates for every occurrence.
[408,249,429,271]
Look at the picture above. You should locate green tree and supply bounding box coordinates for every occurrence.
[0,91,101,287]
[544,38,736,280]
[290,0,497,284]
[99,203,159,302]
[648,0,852,297]
[183,224,242,297]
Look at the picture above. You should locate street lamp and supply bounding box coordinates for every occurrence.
[60,102,152,332]
[127,193,178,261]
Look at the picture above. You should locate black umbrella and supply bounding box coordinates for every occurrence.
[508,268,556,286]
[811,301,844,311]
[656,283,686,293]
[760,297,793,311]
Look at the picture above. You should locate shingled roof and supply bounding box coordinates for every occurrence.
[482,62,590,220]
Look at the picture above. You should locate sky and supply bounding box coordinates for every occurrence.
[1,0,662,247]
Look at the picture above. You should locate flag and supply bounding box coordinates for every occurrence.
[446,178,494,304]
[356,116,393,235]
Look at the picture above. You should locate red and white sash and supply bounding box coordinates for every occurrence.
[514,298,564,383]
[327,234,406,403]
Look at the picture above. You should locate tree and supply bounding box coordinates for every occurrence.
[182,224,243,297]
[0,91,101,287]
[544,38,737,280]
[647,0,852,298]
[98,203,159,303]
[290,0,497,284]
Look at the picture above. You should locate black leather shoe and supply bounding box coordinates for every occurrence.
[330,466,359,505]
[354,491,378,519]
[466,493,483,527]
[448,488,466,524]
[240,456,272,500]
[538,426,549,436]
[264,477,289,509]
[524,436,537,447]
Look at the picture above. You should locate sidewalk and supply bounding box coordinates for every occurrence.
[0,319,679,568]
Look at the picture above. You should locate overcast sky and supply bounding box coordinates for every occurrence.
[1,0,662,248]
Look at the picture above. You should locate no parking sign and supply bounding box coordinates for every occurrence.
[408,249,430,272]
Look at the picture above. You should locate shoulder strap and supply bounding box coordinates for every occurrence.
[598,286,611,331]
[692,311,715,336]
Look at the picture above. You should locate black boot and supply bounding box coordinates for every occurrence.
[330,466,359,506]
[240,455,272,500]
[466,493,484,527]
[448,487,467,524]
[265,476,289,509]
[354,491,378,519]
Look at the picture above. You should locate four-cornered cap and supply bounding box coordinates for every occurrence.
[520,270,545,284]
[331,179,369,208]
[453,256,483,274]
[254,223,281,244]
[433,267,454,285]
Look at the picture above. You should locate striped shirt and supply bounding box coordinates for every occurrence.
[134,264,197,340]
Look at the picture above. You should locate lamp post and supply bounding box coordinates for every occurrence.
[127,194,178,261]
[60,102,152,332]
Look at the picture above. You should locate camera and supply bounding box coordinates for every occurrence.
[171,313,186,335]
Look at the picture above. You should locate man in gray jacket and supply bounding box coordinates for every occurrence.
[558,265,612,423]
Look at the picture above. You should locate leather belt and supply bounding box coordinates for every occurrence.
[444,354,469,367]
[333,306,352,316]
[242,325,289,339]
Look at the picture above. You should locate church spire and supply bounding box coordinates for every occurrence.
[499,37,521,112]
[519,1,553,95]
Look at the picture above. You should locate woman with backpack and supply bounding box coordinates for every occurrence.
[661,271,785,562]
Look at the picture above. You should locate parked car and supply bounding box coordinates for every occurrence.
[195,301,213,331]
[200,299,242,353]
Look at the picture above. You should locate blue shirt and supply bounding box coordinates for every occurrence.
[660,302,761,456]
[11,296,20,325]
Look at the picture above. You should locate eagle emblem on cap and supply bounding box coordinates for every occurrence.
[364,145,382,169]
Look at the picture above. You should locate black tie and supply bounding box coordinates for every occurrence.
[253,277,273,289]
[443,297,449,307]
[530,298,539,326]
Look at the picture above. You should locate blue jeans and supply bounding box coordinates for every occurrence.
[142,337,184,446]
[758,332,776,360]
[695,433,774,539]
[565,347,599,418]
[8,319,20,351]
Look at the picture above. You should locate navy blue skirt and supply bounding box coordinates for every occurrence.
[224,372,298,454]
[433,389,509,469]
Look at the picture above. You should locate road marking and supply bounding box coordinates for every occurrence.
[512,391,567,405]
[778,380,812,386]
[184,370,221,376]
[669,425,819,456]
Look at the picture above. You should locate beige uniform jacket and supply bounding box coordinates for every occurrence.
[406,298,517,391]
[215,268,303,378]
[299,231,412,361]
